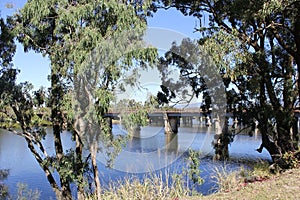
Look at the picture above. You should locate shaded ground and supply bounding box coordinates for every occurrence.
[189,167,300,200]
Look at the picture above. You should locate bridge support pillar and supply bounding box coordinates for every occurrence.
[181,116,193,127]
[164,113,178,134]
[181,117,186,127]
[189,116,193,127]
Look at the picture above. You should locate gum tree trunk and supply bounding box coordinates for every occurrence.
[51,72,72,199]
[213,116,229,160]
[90,142,101,199]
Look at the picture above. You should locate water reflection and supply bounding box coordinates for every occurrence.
[165,134,178,154]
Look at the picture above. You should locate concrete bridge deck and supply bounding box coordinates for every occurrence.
[106,109,300,118]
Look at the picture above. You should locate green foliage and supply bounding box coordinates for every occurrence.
[154,0,300,163]
[95,89,114,117]
[121,110,148,133]
[156,38,212,106]
[186,149,203,185]
[1,0,160,198]
[201,29,250,83]
[144,94,160,109]
[0,68,37,131]
[0,15,18,130]
[0,16,16,68]
[33,87,46,107]
[116,99,149,134]
[61,91,74,124]
[275,151,300,170]
[42,149,90,187]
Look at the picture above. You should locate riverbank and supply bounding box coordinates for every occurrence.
[85,163,300,200]
[193,166,300,200]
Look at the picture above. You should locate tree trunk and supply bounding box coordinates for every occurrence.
[51,72,72,199]
[294,9,300,105]
[24,137,62,199]
[257,122,281,162]
[11,104,64,199]
[257,71,298,165]
[256,72,281,161]
[276,117,297,154]
[273,55,299,159]
[293,117,299,147]
[54,122,72,200]
[75,131,85,200]
[213,116,229,160]
[91,142,101,199]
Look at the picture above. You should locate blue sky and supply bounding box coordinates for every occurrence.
[0,1,199,89]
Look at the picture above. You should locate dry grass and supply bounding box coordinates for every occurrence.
[86,161,300,200]
[191,165,300,200]
[210,165,245,193]
[86,171,200,200]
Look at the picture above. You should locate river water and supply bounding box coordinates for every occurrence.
[0,124,270,199]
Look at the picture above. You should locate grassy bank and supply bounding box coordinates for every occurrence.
[85,164,300,200]
[196,166,300,200]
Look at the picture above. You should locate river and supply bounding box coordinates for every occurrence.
[0,124,271,199]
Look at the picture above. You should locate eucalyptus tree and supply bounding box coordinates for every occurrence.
[0,11,16,109]
[0,14,15,68]
[0,13,17,127]
[5,0,157,199]
[156,38,230,159]
[153,0,300,165]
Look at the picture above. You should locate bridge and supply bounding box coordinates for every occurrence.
[105,109,210,134]
[105,108,300,134]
